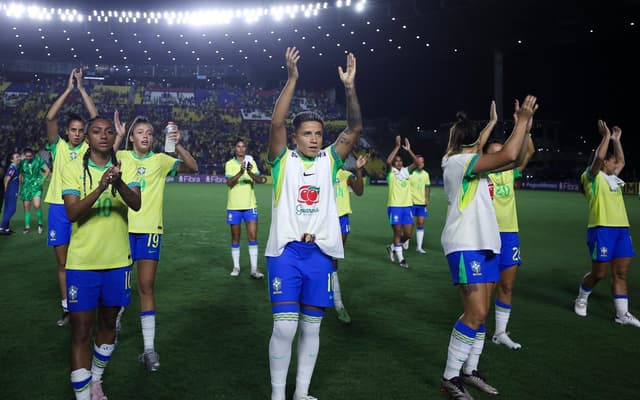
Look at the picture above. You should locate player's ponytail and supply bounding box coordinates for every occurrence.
[110,148,119,197]
[82,148,92,197]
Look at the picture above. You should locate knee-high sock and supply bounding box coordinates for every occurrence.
[463,324,485,375]
[494,300,512,334]
[36,208,43,225]
[614,295,629,318]
[416,226,424,249]
[443,320,477,380]
[70,368,91,400]
[231,244,240,269]
[140,310,156,351]
[91,343,115,382]
[270,303,300,400]
[249,241,259,271]
[24,211,31,228]
[294,309,324,400]
[332,271,344,310]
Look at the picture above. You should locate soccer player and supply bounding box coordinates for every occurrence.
[266,47,361,400]
[0,152,21,235]
[385,135,418,268]
[44,68,98,326]
[62,115,141,400]
[225,138,267,278]
[333,153,368,324]
[20,147,50,234]
[113,113,198,371]
[573,120,639,327]
[485,129,535,350]
[439,96,538,399]
[409,154,431,254]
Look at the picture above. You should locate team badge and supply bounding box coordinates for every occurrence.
[272,277,282,294]
[471,261,482,276]
[68,285,79,301]
[137,167,146,175]
[70,152,78,160]
[600,246,608,257]
[49,230,56,240]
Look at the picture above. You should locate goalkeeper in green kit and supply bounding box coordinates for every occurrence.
[20,148,50,234]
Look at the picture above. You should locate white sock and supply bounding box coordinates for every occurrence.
[463,325,485,375]
[249,243,259,272]
[141,312,156,351]
[577,283,593,301]
[443,321,476,380]
[62,298,68,312]
[416,228,424,250]
[494,301,512,334]
[332,271,344,310]
[614,296,629,318]
[91,343,115,382]
[270,317,299,400]
[294,313,323,400]
[231,246,240,269]
[394,245,404,262]
[70,368,91,400]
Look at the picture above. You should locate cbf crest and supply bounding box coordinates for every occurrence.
[70,151,78,160]
[471,260,482,276]
[137,167,146,175]
[68,285,79,302]
[272,277,282,295]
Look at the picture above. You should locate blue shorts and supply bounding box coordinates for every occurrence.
[387,206,413,225]
[66,266,132,312]
[266,242,334,308]
[339,215,351,235]
[129,233,162,261]
[227,208,258,225]
[498,232,521,271]
[587,227,635,262]
[47,203,72,246]
[412,205,429,218]
[446,250,500,285]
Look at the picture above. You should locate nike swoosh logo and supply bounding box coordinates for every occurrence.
[303,172,315,176]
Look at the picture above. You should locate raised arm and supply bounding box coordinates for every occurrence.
[113,110,127,151]
[516,135,535,172]
[269,47,300,160]
[45,70,75,145]
[386,135,402,166]
[334,53,363,160]
[610,125,625,175]
[473,96,538,174]
[350,153,369,196]
[402,138,419,171]
[170,127,198,173]
[588,120,612,178]
[477,100,498,153]
[75,69,98,119]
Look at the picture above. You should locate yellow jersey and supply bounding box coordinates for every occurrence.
[488,168,521,232]
[44,137,88,204]
[387,168,412,207]
[335,169,355,217]
[581,169,630,228]
[410,169,431,205]
[225,157,260,210]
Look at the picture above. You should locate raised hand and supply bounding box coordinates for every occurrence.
[402,138,411,152]
[489,100,497,123]
[338,53,356,88]
[73,68,84,89]
[356,153,369,169]
[611,125,622,141]
[597,119,611,138]
[285,47,300,80]
[515,95,538,123]
[395,135,402,147]
[168,127,181,144]
[66,69,76,91]
[113,111,126,138]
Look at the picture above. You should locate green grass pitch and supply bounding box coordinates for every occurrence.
[1,184,639,399]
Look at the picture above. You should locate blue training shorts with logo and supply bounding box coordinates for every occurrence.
[227,208,258,225]
[47,203,72,246]
[66,266,132,311]
[129,233,163,261]
[387,206,413,226]
[412,204,429,218]
[498,232,521,271]
[446,250,500,285]
[587,226,635,262]
[339,214,351,235]
[266,241,334,308]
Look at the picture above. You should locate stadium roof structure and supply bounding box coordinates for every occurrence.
[0,0,638,137]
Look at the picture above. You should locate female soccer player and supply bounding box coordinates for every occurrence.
[62,115,140,400]
[439,96,538,399]
[113,113,198,371]
[485,121,535,350]
[266,47,361,400]
[0,152,21,235]
[573,120,639,327]
[409,154,431,253]
[333,153,368,323]
[44,69,98,326]
[20,148,50,234]
[225,138,267,278]
[385,135,418,268]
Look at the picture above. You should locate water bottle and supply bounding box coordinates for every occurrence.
[164,121,177,153]
[243,154,254,170]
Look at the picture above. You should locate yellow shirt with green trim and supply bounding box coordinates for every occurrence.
[387,167,412,207]
[225,157,260,210]
[44,136,89,204]
[117,150,178,234]
[581,169,630,228]
[335,169,355,216]
[410,169,431,205]
[488,168,521,232]
[62,158,140,270]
